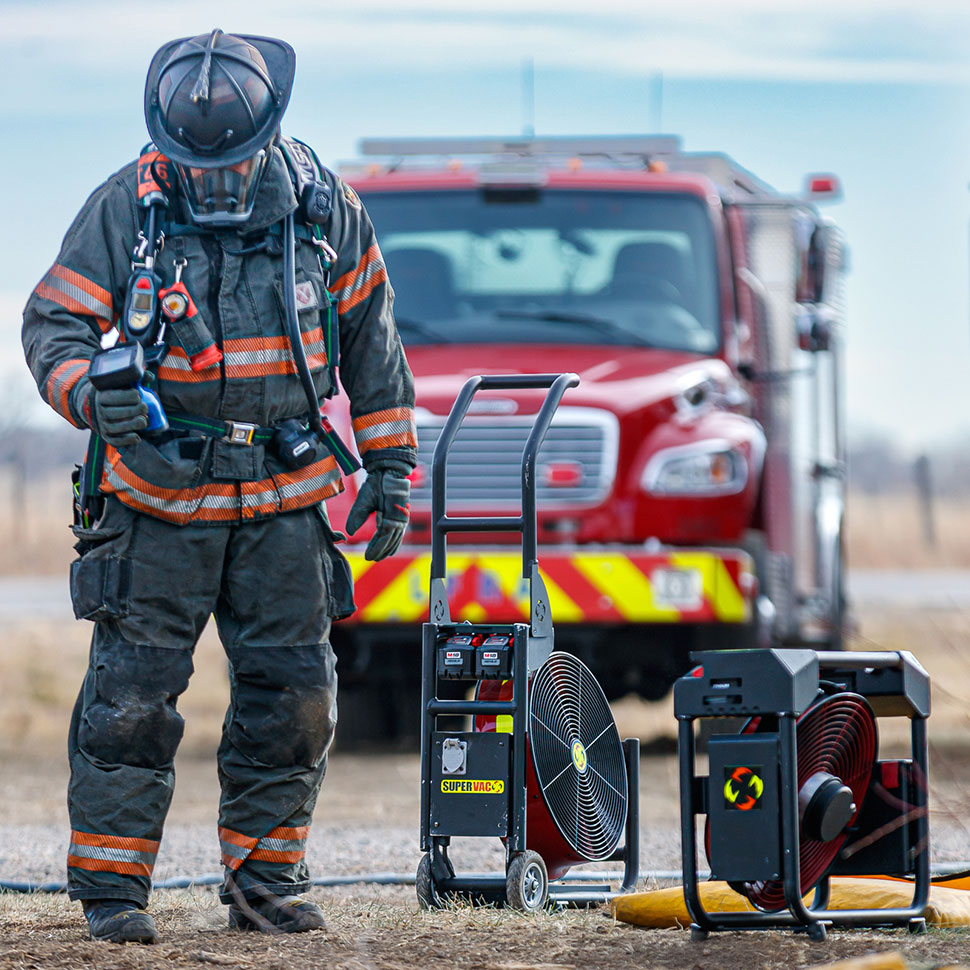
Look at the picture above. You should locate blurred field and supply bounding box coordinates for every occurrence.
[1,478,967,575]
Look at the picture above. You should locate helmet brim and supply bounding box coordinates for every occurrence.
[144,34,296,168]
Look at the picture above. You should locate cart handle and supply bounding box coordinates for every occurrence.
[428,373,579,631]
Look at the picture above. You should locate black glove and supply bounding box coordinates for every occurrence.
[73,379,148,447]
[345,459,412,561]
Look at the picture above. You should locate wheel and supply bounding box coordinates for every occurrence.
[505,851,548,912]
[416,853,441,910]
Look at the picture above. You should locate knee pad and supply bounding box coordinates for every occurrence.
[77,641,194,768]
[226,645,337,768]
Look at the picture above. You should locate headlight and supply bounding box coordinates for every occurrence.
[642,442,748,496]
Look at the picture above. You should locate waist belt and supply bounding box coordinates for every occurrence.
[166,413,275,446]
[165,410,361,474]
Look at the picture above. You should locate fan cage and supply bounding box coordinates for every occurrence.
[741,692,878,911]
[528,652,628,860]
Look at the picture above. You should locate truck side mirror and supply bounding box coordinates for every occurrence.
[796,222,827,305]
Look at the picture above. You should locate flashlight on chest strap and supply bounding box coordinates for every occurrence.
[159,260,223,371]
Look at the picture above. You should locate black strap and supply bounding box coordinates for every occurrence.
[76,432,107,527]
[165,412,276,444]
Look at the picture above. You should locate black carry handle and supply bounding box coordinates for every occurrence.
[428,372,580,632]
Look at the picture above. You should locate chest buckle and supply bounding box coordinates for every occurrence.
[224,421,258,446]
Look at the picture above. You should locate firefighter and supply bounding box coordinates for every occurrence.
[22,30,415,944]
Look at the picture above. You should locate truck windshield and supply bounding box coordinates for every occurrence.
[361,189,720,353]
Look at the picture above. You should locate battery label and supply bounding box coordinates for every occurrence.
[444,651,463,665]
[440,779,505,794]
[481,651,500,665]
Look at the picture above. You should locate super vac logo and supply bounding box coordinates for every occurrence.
[723,765,765,811]
[441,779,505,794]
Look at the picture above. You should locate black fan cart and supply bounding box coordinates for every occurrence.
[676,648,930,940]
[417,373,640,911]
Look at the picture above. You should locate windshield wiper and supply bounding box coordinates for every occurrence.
[493,309,652,346]
[394,317,452,343]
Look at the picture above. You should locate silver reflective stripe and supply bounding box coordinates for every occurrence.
[331,249,385,304]
[256,836,305,854]
[69,843,156,865]
[355,416,415,446]
[276,465,340,503]
[220,841,250,862]
[103,465,240,516]
[224,348,294,366]
[42,272,112,319]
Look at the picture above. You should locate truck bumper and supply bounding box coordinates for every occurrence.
[344,546,755,625]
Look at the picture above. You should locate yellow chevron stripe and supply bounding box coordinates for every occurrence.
[346,552,433,621]
[571,553,679,622]
[347,550,750,623]
[669,551,749,622]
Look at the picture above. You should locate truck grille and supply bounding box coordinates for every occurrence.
[412,407,618,508]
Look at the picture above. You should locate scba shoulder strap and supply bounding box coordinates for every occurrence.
[280,136,334,226]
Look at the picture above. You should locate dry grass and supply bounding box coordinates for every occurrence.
[1,888,969,970]
[845,491,970,570]
[0,471,76,576]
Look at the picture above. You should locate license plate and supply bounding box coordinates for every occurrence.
[651,567,703,609]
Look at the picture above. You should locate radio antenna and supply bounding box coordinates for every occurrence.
[522,56,535,137]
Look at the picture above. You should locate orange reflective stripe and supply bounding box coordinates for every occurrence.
[70,831,160,853]
[45,358,89,427]
[157,346,220,384]
[352,406,417,454]
[67,829,158,878]
[48,265,113,311]
[266,826,309,840]
[330,244,387,315]
[102,446,343,525]
[67,856,153,877]
[35,264,114,332]
[159,329,328,383]
[248,848,304,864]
[218,827,259,850]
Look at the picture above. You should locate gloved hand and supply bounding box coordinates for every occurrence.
[73,380,148,447]
[345,459,412,561]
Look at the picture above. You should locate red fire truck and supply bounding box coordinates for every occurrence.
[325,136,847,739]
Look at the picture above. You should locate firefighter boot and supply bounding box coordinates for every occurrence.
[83,900,158,944]
[228,894,326,933]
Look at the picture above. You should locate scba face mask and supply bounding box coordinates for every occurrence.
[176,150,268,226]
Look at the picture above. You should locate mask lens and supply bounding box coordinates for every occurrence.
[177,151,267,225]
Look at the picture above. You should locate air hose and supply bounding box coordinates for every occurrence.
[3,865,968,895]
[282,210,324,439]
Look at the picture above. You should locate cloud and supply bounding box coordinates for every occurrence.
[1,0,969,90]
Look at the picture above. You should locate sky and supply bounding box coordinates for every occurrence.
[1,0,969,453]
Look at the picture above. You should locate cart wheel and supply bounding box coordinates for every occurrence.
[416,853,442,910]
[506,851,548,912]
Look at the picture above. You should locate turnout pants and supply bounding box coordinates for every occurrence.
[66,498,344,907]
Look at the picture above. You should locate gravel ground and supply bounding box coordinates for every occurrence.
[1,746,966,891]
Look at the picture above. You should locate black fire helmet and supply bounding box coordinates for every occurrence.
[144,29,296,169]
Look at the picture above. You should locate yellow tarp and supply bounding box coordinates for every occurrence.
[611,877,970,929]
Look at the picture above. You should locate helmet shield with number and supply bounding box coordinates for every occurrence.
[144,29,295,225]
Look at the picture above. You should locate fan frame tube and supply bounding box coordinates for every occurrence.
[678,650,930,936]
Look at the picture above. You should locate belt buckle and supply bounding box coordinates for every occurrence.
[224,421,257,446]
